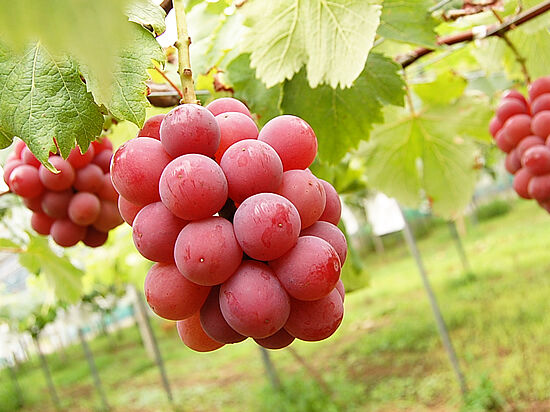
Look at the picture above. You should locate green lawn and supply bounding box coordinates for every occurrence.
[2,198,550,412]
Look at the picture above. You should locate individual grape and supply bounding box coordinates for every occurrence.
[318,179,342,225]
[258,115,318,171]
[138,114,165,140]
[9,165,44,198]
[73,164,104,193]
[233,193,301,261]
[528,76,550,101]
[270,236,341,301]
[50,219,87,247]
[496,99,529,123]
[521,146,550,175]
[214,112,259,162]
[200,287,246,344]
[20,147,41,168]
[97,173,119,202]
[502,114,532,146]
[12,140,26,159]
[495,129,514,153]
[284,289,344,342]
[174,217,242,286]
[91,150,112,173]
[38,156,75,191]
[277,170,326,229]
[23,195,44,213]
[111,137,172,206]
[335,279,345,302]
[93,200,123,232]
[118,196,143,226]
[531,93,550,114]
[206,97,252,118]
[144,263,210,321]
[82,228,109,248]
[538,199,550,213]
[3,160,23,188]
[31,213,55,235]
[528,175,550,201]
[301,221,348,264]
[160,104,220,158]
[517,135,544,158]
[67,145,95,169]
[531,111,550,139]
[254,328,294,350]
[219,261,291,339]
[91,137,113,153]
[505,150,521,175]
[132,202,187,262]
[502,90,529,107]
[177,313,225,352]
[41,190,73,219]
[159,154,228,220]
[488,116,502,138]
[220,140,283,204]
[68,192,101,226]
[513,168,533,199]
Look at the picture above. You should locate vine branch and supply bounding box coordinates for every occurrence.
[153,64,184,99]
[397,0,550,68]
[173,0,197,104]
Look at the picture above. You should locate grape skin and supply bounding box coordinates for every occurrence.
[177,312,225,352]
[318,179,342,225]
[528,76,550,101]
[521,146,550,176]
[138,114,165,140]
[200,287,246,344]
[118,196,143,226]
[93,201,123,232]
[531,111,550,139]
[214,112,259,162]
[31,213,55,235]
[68,192,101,226]
[513,168,533,199]
[67,145,95,169]
[206,97,252,118]
[9,165,45,198]
[301,221,348,264]
[83,228,109,248]
[517,136,544,158]
[528,175,550,201]
[73,164,104,193]
[39,156,75,191]
[503,114,532,147]
[254,328,294,350]
[50,219,87,247]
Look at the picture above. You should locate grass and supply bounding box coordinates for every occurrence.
[2,198,550,411]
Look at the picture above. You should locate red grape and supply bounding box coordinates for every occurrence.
[91,137,113,153]
[522,146,550,175]
[335,279,345,302]
[513,168,533,199]
[206,97,252,118]
[50,219,86,247]
[301,221,348,264]
[93,201,123,232]
[219,261,290,338]
[68,192,101,226]
[177,313,225,352]
[496,99,528,123]
[160,104,220,158]
[138,114,165,140]
[9,165,44,198]
[82,228,109,248]
[118,196,142,226]
[21,147,41,168]
[220,140,283,204]
[30,213,55,235]
[23,195,44,213]
[3,160,23,188]
[489,116,502,138]
[528,76,550,101]
[254,328,295,350]
[531,111,550,139]
[41,190,73,219]
[159,154,228,220]
[258,115,318,170]
[318,179,342,225]
[145,263,210,321]
[67,145,95,169]
[505,150,521,175]
[174,217,242,286]
[528,174,550,201]
[73,164,104,193]
[92,150,112,173]
[495,129,514,153]
[517,135,544,158]
[97,173,118,202]
[13,140,26,158]
[531,93,550,114]
[233,193,301,261]
[132,202,187,262]
[200,287,246,344]
[111,137,171,206]
[502,90,529,107]
[214,112,259,162]
[38,156,75,191]
[284,289,344,342]
[503,114,532,146]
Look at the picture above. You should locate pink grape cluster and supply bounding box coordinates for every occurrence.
[3,138,122,247]
[490,76,550,212]
[111,98,347,352]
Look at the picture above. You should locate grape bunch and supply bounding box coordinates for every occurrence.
[112,98,347,352]
[3,138,122,247]
[490,76,550,213]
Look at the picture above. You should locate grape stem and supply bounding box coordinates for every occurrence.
[173,0,198,104]
[0,190,11,197]
[153,64,184,99]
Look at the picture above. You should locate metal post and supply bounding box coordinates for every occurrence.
[78,329,110,411]
[447,221,472,273]
[259,347,281,390]
[34,335,62,411]
[399,206,468,397]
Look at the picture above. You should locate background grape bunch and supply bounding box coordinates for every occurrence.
[111,98,348,352]
[3,138,122,247]
[490,76,550,213]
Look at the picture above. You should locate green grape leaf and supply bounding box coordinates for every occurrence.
[82,23,165,128]
[281,53,405,164]
[0,43,104,167]
[507,28,550,81]
[0,129,12,149]
[226,54,282,126]
[18,234,84,303]
[241,0,381,88]
[379,0,438,47]
[0,238,20,249]
[363,96,492,218]
[413,71,467,106]
[362,53,406,106]
[126,0,167,36]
